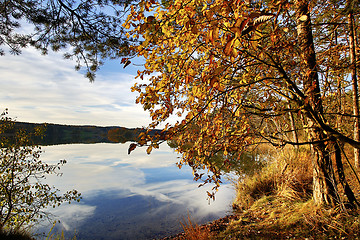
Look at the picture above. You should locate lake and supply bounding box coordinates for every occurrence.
[35,143,235,240]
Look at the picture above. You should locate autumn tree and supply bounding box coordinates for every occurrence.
[0,111,81,231]
[125,0,360,206]
[2,0,359,207]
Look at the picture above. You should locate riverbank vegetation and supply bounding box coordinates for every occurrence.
[172,146,360,239]
[226,146,360,239]
[0,112,81,237]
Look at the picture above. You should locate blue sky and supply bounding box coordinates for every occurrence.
[0,47,153,128]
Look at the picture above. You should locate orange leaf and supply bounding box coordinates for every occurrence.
[238,18,249,34]
[146,145,153,154]
[210,76,218,87]
[209,29,214,43]
[224,37,235,56]
[191,25,198,34]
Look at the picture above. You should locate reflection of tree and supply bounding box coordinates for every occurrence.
[168,136,265,182]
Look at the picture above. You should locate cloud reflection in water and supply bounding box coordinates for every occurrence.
[38,143,235,239]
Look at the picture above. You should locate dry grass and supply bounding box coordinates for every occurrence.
[216,196,360,239]
[44,222,77,240]
[180,215,212,240]
[164,145,360,239]
[214,146,360,239]
[233,146,313,211]
[181,215,211,240]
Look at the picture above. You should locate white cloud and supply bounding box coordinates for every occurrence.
[0,47,152,128]
[41,143,179,193]
[49,204,97,231]
[40,143,235,225]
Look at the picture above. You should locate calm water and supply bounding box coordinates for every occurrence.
[35,143,235,240]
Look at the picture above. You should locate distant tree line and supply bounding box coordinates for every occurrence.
[9,122,151,145]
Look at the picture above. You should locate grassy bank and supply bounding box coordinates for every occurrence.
[175,146,360,239]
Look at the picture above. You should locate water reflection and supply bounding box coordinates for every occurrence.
[37,143,235,239]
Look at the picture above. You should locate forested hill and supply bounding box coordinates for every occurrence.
[13,122,155,145]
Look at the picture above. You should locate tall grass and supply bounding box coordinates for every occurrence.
[180,214,211,240]
[45,222,77,240]
[233,146,313,211]
[217,146,360,239]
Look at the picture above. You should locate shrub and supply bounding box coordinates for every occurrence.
[0,111,81,232]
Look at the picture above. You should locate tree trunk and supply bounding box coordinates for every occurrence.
[334,140,359,208]
[348,11,360,168]
[333,23,343,132]
[296,0,340,206]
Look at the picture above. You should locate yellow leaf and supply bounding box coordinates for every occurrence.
[299,15,308,21]
[146,145,153,154]
[162,25,171,37]
[212,27,219,41]
[224,37,235,56]
[201,3,208,11]
[224,148,228,155]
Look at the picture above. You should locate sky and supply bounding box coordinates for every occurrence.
[0,46,153,128]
